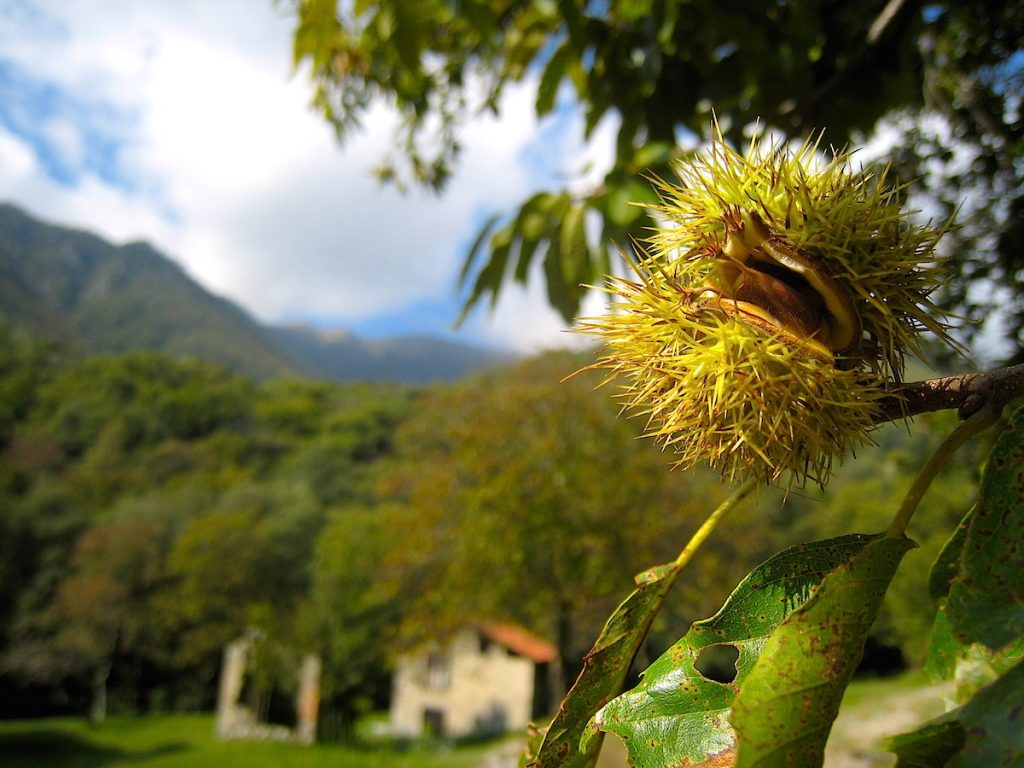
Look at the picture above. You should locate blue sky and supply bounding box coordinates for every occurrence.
[0,0,614,351]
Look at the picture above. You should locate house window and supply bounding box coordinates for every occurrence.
[425,651,450,690]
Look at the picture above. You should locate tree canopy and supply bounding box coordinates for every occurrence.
[291,0,1024,356]
[371,351,781,690]
[0,329,414,720]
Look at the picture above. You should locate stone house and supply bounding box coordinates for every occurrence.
[215,631,321,744]
[390,622,557,740]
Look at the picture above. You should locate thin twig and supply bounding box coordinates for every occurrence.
[674,476,757,568]
[875,364,1024,424]
[886,406,1000,537]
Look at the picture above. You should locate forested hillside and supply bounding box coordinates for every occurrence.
[0,204,510,383]
[0,327,413,720]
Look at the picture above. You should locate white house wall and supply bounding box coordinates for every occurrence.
[391,629,537,739]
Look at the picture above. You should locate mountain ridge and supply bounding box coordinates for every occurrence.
[0,202,512,383]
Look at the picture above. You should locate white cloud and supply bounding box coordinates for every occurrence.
[0,1,614,352]
[0,129,174,245]
[0,131,37,179]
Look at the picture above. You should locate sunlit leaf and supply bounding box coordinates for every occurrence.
[486,225,514,308]
[455,213,504,324]
[947,406,1024,650]
[520,722,547,768]
[605,183,645,228]
[457,219,513,323]
[731,535,914,767]
[590,534,880,768]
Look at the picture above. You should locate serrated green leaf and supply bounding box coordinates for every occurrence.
[887,660,1024,767]
[517,193,553,238]
[605,183,644,228]
[510,194,548,285]
[926,602,1024,701]
[530,481,758,767]
[929,506,972,602]
[542,199,587,322]
[486,226,514,309]
[561,203,590,288]
[457,211,502,287]
[528,561,683,768]
[926,604,966,681]
[457,218,512,325]
[947,406,1024,650]
[559,203,585,265]
[565,57,587,97]
[456,0,498,39]
[591,534,879,768]
[542,235,572,321]
[732,535,915,767]
[556,0,584,45]
[507,192,560,285]
[537,41,573,116]
[514,235,543,286]
[886,718,965,768]
[520,722,547,768]
[631,142,674,170]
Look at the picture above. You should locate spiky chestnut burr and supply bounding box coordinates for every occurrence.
[580,127,955,487]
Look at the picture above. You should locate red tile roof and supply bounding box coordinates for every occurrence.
[480,622,558,663]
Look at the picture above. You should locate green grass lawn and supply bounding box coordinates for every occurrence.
[0,714,505,768]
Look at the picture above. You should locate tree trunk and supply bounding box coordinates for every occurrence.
[89,662,111,726]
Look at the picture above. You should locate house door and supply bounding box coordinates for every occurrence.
[423,707,445,739]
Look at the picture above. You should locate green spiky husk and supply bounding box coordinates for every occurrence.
[582,128,954,487]
[582,275,887,486]
[646,132,953,378]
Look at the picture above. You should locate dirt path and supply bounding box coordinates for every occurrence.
[824,681,952,768]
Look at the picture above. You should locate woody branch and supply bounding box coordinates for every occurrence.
[876,364,1024,423]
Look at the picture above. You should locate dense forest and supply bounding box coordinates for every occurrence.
[0,322,982,733]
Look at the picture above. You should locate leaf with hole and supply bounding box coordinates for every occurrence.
[589,534,880,768]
